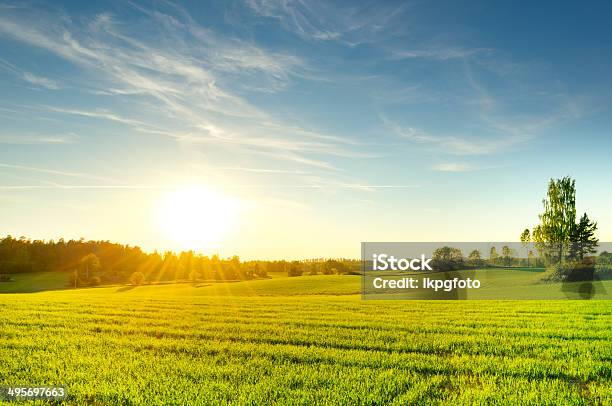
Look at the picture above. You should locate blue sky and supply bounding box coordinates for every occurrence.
[1,0,612,258]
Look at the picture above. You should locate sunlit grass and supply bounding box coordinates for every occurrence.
[0,280,611,405]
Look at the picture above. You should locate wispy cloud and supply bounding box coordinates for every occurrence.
[390,47,491,61]
[21,72,60,90]
[0,133,79,144]
[431,163,475,172]
[45,107,150,128]
[0,163,113,182]
[382,116,521,155]
[0,1,583,196]
[245,0,409,45]
[0,3,363,173]
[43,106,178,138]
[0,183,420,191]
[0,185,160,190]
[245,0,341,42]
[0,57,60,89]
[463,62,585,135]
[215,166,312,175]
[381,59,586,157]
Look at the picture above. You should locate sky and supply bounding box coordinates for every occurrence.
[1,0,612,259]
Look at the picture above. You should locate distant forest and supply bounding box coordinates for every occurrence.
[0,236,361,286]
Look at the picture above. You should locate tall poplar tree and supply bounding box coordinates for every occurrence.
[532,177,576,264]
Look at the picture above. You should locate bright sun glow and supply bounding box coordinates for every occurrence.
[159,186,239,252]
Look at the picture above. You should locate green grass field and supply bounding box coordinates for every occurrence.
[0,271,72,293]
[1,273,611,405]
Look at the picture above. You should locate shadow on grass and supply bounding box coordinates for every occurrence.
[562,278,608,299]
[115,285,137,293]
[488,267,546,273]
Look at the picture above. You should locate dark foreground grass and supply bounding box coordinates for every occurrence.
[0,278,611,405]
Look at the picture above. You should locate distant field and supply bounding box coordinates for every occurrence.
[0,271,71,293]
[0,273,611,404]
[3,267,610,299]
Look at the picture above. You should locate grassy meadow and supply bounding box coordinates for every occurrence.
[1,272,611,405]
[0,271,72,293]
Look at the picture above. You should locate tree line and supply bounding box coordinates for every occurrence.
[0,236,360,287]
[429,245,543,271]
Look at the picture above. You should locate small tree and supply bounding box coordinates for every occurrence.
[324,259,348,274]
[130,271,145,285]
[489,247,499,266]
[287,261,303,277]
[189,269,201,282]
[70,270,79,288]
[528,250,536,267]
[254,263,267,278]
[520,229,531,266]
[79,253,101,281]
[467,250,482,268]
[568,213,598,261]
[501,245,515,267]
[321,266,334,275]
[287,265,303,277]
[431,246,463,271]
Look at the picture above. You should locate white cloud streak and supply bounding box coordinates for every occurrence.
[0,163,114,182]
[0,183,420,190]
[245,0,410,45]
[382,116,521,155]
[0,3,362,174]
[390,47,491,61]
[431,163,475,172]
[381,61,585,157]
[215,167,312,174]
[0,57,60,89]
[21,72,60,89]
[0,133,79,144]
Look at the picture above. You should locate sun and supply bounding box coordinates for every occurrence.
[158,186,239,252]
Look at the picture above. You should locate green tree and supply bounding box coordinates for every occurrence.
[324,259,348,275]
[501,245,516,267]
[432,246,463,271]
[467,250,482,268]
[130,271,145,285]
[528,250,536,267]
[520,229,531,266]
[489,247,499,266]
[568,213,598,261]
[287,261,303,277]
[532,177,577,264]
[79,253,101,281]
